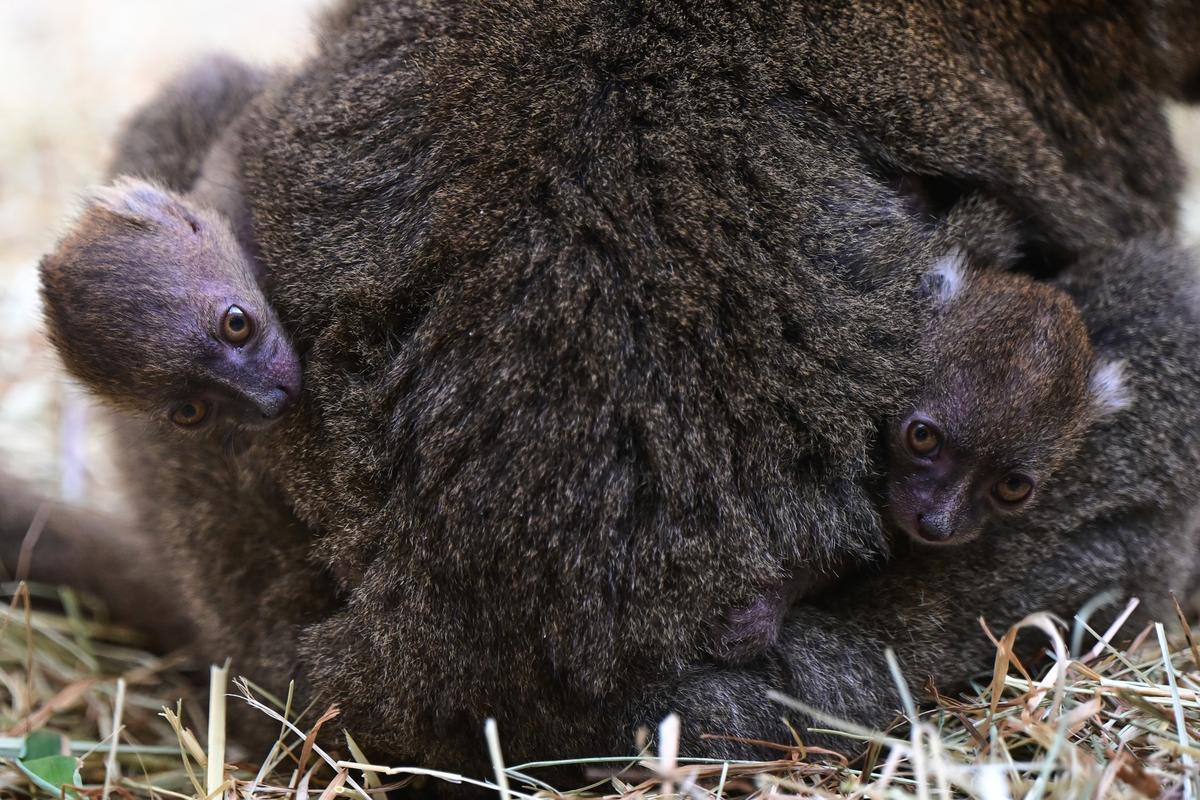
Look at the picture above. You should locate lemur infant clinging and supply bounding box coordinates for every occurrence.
[715,253,1130,663]
[39,176,301,433]
[886,252,1129,543]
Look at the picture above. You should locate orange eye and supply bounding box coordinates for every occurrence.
[171,399,209,427]
[905,421,941,457]
[221,305,252,344]
[993,474,1033,505]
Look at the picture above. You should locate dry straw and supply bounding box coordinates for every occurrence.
[1,581,1199,798]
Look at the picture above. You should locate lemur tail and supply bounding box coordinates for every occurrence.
[0,472,195,651]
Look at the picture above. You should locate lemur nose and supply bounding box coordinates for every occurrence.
[915,513,953,542]
[252,388,291,419]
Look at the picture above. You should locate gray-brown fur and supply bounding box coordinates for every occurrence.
[716,260,1128,664]
[106,54,271,194]
[104,52,271,270]
[639,238,1200,757]
[13,0,1200,781]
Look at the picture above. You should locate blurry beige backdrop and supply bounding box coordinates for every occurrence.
[0,0,323,507]
[2,2,1200,508]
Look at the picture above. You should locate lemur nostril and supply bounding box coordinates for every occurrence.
[916,513,952,542]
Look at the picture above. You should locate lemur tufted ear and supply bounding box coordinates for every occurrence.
[86,177,199,232]
[1089,358,1133,417]
[918,249,968,306]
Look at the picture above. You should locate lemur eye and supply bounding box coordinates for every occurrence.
[221,305,252,344]
[171,399,209,427]
[905,420,942,457]
[993,474,1034,505]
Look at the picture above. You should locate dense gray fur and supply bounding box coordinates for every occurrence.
[637,239,1200,754]
[11,0,1200,783]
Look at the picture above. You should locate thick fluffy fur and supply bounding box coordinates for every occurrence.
[640,239,1200,754]
[717,261,1124,663]
[17,0,1200,779]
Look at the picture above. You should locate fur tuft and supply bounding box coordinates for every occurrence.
[1089,358,1133,416]
[922,250,968,305]
[86,178,180,227]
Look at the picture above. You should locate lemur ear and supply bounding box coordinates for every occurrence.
[1089,358,1133,417]
[918,250,967,306]
[87,177,199,231]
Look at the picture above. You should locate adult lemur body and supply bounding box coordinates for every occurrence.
[10,0,1200,778]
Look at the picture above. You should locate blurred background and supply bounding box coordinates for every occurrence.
[2,2,1200,510]
[0,0,323,509]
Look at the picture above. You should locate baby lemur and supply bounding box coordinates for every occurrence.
[716,253,1130,663]
[39,176,301,433]
[887,251,1130,544]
